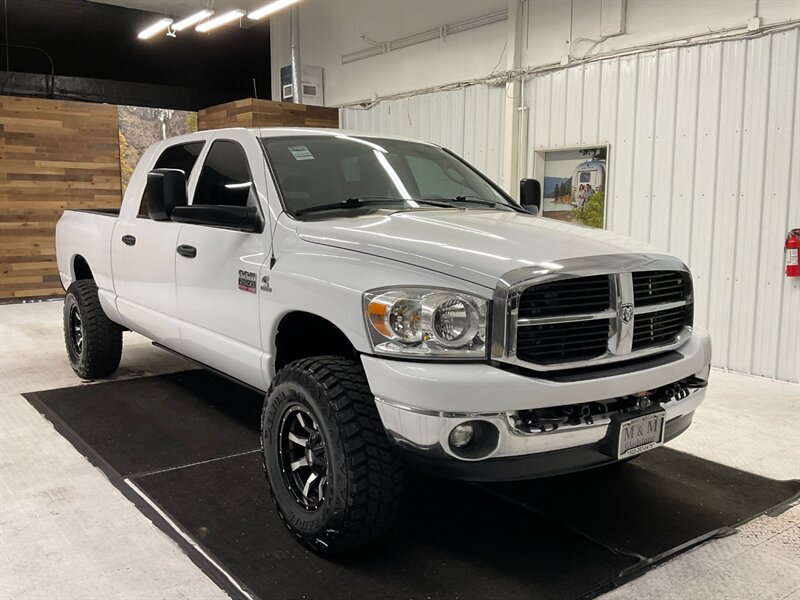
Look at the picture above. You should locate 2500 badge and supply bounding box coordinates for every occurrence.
[238,270,257,294]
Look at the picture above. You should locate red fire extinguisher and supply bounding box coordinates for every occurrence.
[786,229,800,277]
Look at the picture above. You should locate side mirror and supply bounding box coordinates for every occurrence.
[170,204,264,233]
[519,178,542,215]
[146,168,188,221]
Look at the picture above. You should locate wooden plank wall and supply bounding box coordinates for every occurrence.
[0,96,334,301]
[198,98,339,131]
[0,95,122,301]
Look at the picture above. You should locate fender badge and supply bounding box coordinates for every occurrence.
[260,275,272,293]
[238,270,257,294]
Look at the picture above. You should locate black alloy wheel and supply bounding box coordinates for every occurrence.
[63,280,123,379]
[278,406,329,510]
[68,304,84,356]
[261,356,404,554]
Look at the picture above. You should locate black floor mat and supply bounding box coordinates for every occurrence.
[25,370,800,600]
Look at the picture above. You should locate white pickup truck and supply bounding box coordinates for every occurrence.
[56,127,711,553]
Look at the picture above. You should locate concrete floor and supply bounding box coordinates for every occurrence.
[1,300,798,600]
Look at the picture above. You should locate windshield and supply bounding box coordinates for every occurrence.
[260,134,516,217]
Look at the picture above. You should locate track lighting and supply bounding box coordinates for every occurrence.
[196,9,246,32]
[172,10,214,32]
[137,18,173,40]
[248,0,300,21]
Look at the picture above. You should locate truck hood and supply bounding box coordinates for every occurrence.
[294,209,668,289]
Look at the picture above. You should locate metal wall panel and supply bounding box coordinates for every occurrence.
[341,84,507,183]
[525,29,800,381]
[339,29,799,381]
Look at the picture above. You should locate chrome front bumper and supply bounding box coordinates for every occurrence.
[363,328,711,476]
[375,380,706,463]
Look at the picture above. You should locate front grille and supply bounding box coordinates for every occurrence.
[518,275,611,318]
[633,271,692,306]
[633,304,693,351]
[516,319,611,364]
[511,269,692,369]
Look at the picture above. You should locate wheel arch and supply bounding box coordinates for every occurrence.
[72,254,94,281]
[274,311,357,373]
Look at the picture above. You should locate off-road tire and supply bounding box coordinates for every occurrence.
[261,356,404,554]
[63,280,122,379]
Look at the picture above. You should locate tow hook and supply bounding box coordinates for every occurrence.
[664,376,707,401]
[684,376,709,388]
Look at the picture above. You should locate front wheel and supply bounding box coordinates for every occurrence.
[261,357,404,554]
[63,280,122,379]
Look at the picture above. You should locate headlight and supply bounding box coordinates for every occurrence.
[363,287,488,358]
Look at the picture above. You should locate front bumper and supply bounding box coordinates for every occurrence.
[362,328,711,481]
[397,411,697,482]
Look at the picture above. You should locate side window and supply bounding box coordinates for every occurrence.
[193,140,253,207]
[138,141,205,218]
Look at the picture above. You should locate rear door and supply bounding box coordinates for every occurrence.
[174,131,272,389]
[112,140,206,347]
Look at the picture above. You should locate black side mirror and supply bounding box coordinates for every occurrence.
[146,168,188,221]
[519,178,542,215]
[170,205,264,233]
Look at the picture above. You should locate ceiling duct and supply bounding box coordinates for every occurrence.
[342,8,508,64]
[445,8,508,35]
[389,28,442,52]
[341,45,387,64]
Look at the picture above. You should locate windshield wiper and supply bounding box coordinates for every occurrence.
[294,196,456,216]
[421,196,519,211]
[295,197,405,216]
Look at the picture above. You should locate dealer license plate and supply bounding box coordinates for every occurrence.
[616,411,666,459]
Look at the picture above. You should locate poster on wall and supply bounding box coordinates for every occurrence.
[117,106,198,193]
[541,147,607,228]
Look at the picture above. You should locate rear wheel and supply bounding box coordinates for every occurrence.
[261,356,404,554]
[63,280,122,379]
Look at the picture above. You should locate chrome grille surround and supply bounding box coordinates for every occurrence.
[491,254,693,371]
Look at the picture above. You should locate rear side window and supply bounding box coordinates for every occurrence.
[155,142,206,174]
[192,140,253,207]
[138,141,205,218]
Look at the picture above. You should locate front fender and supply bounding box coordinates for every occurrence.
[260,237,493,378]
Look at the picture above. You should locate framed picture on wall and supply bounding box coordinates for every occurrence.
[533,146,608,228]
[117,106,198,194]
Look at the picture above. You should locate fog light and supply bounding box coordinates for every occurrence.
[449,423,474,448]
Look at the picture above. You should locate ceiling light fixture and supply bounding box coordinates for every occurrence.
[196,9,246,32]
[137,18,174,40]
[247,0,300,21]
[173,10,214,31]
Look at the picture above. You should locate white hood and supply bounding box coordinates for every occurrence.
[294,209,668,288]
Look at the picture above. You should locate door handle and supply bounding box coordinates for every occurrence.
[121,235,136,246]
[176,244,197,258]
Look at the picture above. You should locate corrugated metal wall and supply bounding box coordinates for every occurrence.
[525,28,799,382]
[341,85,506,183]
[340,28,800,382]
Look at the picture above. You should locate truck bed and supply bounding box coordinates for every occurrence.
[56,208,118,299]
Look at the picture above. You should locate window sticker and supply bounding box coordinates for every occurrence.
[288,146,315,161]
